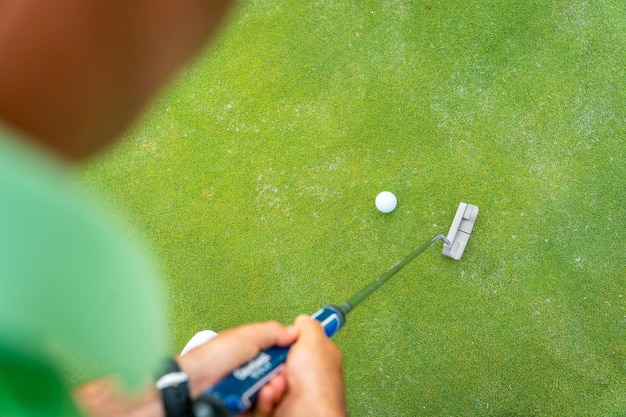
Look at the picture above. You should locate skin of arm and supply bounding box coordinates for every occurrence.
[74,379,164,417]
[74,319,347,417]
[74,321,299,417]
[272,316,347,417]
[178,317,347,417]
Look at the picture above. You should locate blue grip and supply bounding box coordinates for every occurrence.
[197,306,345,415]
[310,305,344,337]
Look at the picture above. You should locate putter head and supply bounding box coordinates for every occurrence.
[442,202,479,260]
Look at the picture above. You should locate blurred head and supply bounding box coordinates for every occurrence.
[0,0,235,161]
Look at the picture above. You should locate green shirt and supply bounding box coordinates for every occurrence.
[0,124,167,414]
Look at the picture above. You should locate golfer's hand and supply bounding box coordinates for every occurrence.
[175,321,297,414]
[271,315,347,417]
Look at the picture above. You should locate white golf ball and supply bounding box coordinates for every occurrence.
[375,191,397,213]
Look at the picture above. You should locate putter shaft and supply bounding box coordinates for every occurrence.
[338,234,450,315]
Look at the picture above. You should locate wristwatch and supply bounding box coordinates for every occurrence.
[155,358,230,417]
[156,358,193,417]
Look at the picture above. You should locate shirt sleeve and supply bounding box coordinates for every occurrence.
[0,344,84,417]
[0,126,168,389]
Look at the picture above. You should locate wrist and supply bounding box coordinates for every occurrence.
[156,357,229,417]
[155,358,193,417]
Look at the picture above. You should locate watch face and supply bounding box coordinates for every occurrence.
[156,371,189,389]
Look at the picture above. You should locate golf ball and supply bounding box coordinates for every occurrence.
[375,191,397,213]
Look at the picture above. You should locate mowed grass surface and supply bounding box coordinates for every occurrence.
[79,1,625,415]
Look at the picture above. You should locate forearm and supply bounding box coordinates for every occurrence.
[74,378,164,417]
[73,322,299,417]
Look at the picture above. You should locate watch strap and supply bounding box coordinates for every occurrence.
[156,358,194,417]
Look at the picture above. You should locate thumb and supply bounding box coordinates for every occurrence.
[293,315,327,341]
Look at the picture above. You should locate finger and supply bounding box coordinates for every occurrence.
[178,322,297,395]
[255,372,287,416]
[219,321,298,350]
[208,322,297,369]
[268,372,287,401]
[290,315,343,369]
[255,384,276,417]
[294,315,326,340]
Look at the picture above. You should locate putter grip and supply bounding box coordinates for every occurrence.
[194,306,345,416]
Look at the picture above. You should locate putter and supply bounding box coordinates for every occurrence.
[193,202,479,417]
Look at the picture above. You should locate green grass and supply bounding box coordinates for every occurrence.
[79,0,625,415]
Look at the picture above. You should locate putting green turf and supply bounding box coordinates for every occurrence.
[79,1,625,415]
